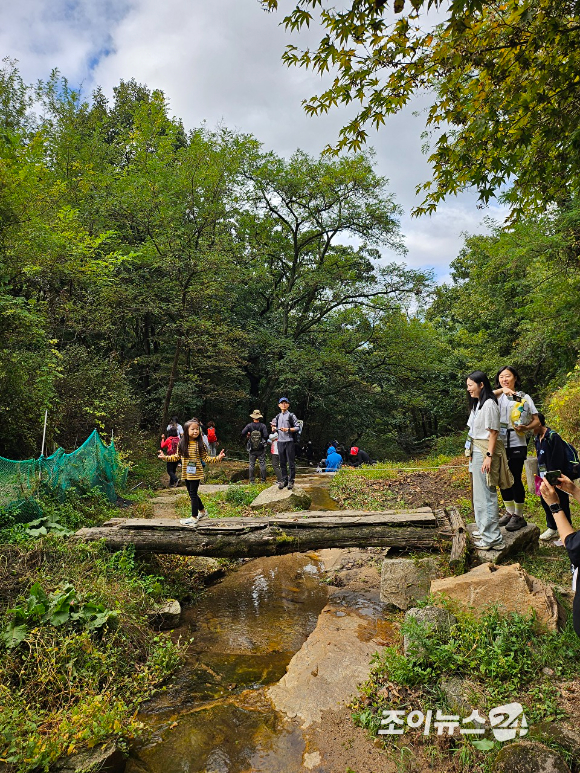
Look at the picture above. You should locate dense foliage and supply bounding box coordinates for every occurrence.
[263,0,580,216]
[0,60,460,459]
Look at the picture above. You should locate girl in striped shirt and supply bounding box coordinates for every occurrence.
[158,418,224,525]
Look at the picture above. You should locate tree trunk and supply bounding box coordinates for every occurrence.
[160,338,181,433]
[75,509,451,558]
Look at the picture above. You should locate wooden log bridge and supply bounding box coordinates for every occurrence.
[75,507,459,559]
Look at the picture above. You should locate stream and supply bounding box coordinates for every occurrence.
[127,477,342,773]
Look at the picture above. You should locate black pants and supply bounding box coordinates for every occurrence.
[248,451,267,482]
[167,461,179,485]
[278,442,296,483]
[500,446,527,504]
[541,489,572,530]
[185,479,204,518]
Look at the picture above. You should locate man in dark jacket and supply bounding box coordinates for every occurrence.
[241,410,269,483]
[349,447,372,467]
[534,412,574,539]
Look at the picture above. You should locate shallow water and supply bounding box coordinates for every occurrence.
[127,553,330,773]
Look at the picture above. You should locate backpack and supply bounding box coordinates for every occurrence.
[248,427,265,453]
[276,412,303,444]
[544,429,580,478]
[164,436,179,454]
[207,427,217,443]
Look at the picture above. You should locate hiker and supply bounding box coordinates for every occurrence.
[533,412,575,543]
[326,445,343,472]
[240,410,269,483]
[466,370,513,551]
[158,418,224,525]
[166,416,184,439]
[540,476,580,638]
[160,427,180,487]
[271,397,299,490]
[206,421,218,457]
[493,366,540,532]
[304,440,315,466]
[269,423,283,483]
[350,447,372,467]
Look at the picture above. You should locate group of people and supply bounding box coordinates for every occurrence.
[319,444,373,472]
[240,397,300,489]
[466,366,579,636]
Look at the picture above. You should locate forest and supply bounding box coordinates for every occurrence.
[1,54,580,461]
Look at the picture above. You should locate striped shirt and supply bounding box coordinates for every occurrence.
[166,440,219,481]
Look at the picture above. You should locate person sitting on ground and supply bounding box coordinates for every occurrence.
[350,447,372,467]
[160,427,180,487]
[533,412,575,543]
[158,418,225,526]
[326,445,343,472]
[540,476,580,638]
[241,410,269,484]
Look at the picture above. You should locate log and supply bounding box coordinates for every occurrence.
[447,506,469,571]
[74,509,449,558]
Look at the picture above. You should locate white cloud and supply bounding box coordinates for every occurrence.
[1,0,507,276]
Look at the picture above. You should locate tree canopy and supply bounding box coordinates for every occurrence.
[263,0,580,216]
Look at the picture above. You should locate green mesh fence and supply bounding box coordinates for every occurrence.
[0,430,128,525]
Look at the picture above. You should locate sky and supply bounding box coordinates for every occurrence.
[0,0,508,281]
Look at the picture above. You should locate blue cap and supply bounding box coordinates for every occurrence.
[278,396,290,403]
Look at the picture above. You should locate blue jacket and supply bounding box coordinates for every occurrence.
[326,446,342,472]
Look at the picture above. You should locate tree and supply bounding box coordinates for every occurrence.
[233,148,430,407]
[263,0,580,217]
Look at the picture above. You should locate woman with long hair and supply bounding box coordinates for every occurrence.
[493,366,540,533]
[466,370,513,551]
[158,418,224,525]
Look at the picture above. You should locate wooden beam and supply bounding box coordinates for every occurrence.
[447,507,469,572]
[75,509,447,558]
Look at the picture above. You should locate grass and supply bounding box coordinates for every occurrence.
[352,604,580,772]
[175,483,270,519]
[0,537,185,771]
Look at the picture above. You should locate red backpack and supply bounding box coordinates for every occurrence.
[207,427,217,443]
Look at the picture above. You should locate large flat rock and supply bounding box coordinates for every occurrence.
[268,603,386,727]
[431,562,561,631]
[467,522,540,564]
[250,485,311,512]
[380,557,440,610]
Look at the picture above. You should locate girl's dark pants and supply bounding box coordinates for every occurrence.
[185,479,204,517]
[499,445,527,504]
[166,461,179,486]
[541,490,572,530]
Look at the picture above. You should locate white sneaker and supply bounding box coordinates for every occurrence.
[180,517,199,527]
[197,511,207,520]
[540,528,558,541]
[553,539,564,547]
[473,540,505,550]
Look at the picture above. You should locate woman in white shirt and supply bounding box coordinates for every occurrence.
[493,366,540,533]
[466,370,506,550]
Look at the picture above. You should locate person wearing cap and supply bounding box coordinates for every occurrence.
[271,397,299,489]
[350,447,372,467]
[240,410,269,484]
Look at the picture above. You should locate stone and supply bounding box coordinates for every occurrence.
[493,741,571,773]
[146,599,181,630]
[250,485,311,513]
[192,556,226,585]
[431,563,561,631]
[229,468,250,482]
[268,603,386,728]
[439,676,482,718]
[467,522,540,564]
[403,606,457,658]
[528,722,580,763]
[380,557,440,610]
[52,741,126,773]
